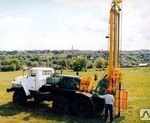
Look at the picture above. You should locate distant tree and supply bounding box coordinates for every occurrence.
[52,64,62,70]
[11,63,16,70]
[131,60,138,66]
[31,55,39,62]
[95,57,106,69]
[32,61,39,67]
[52,50,61,54]
[39,61,46,67]
[67,55,73,59]
[66,59,72,69]
[52,59,66,69]
[26,60,32,67]
[86,60,93,69]
[71,56,87,71]
[1,60,9,65]
[59,60,67,69]
[0,59,21,71]
[10,59,22,70]
[0,64,15,71]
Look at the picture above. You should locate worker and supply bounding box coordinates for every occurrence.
[99,89,115,122]
[76,71,79,76]
[94,74,98,81]
[60,69,63,74]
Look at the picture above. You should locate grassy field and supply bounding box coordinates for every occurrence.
[0,67,150,123]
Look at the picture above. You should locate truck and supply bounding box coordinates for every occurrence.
[7,0,127,117]
[7,67,105,117]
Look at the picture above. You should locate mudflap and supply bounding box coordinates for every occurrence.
[6,87,15,92]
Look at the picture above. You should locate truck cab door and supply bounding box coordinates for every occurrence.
[27,70,37,91]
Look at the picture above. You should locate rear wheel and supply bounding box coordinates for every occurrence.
[72,97,92,117]
[52,96,69,114]
[13,90,27,105]
[34,98,43,105]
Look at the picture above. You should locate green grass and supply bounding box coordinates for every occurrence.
[0,67,150,123]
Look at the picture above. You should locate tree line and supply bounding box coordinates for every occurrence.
[0,54,106,72]
[0,49,149,72]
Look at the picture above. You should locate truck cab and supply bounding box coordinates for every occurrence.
[7,67,55,97]
[27,67,55,92]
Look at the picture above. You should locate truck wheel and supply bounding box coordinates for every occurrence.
[34,98,43,105]
[53,96,69,114]
[72,97,91,117]
[13,91,27,105]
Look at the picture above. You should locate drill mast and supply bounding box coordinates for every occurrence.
[107,0,122,91]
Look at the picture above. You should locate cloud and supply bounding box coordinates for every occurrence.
[118,0,150,50]
[66,14,108,32]
[0,16,32,27]
[51,0,110,7]
[57,0,150,50]
[0,16,33,50]
[0,0,150,50]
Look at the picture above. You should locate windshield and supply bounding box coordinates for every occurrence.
[42,70,52,76]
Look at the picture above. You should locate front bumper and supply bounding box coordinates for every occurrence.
[6,87,15,92]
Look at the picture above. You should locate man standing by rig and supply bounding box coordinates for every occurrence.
[99,89,115,122]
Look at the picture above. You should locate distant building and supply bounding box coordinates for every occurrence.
[138,63,148,67]
[90,57,94,60]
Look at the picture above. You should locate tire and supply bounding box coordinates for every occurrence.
[72,97,92,117]
[34,97,43,105]
[13,90,27,105]
[52,96,69,114]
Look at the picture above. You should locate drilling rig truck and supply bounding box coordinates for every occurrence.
[7,0,127,117]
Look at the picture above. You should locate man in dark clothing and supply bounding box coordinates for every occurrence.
[99,89,115,122]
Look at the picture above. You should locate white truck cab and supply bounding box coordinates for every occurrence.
[10,67,55,96]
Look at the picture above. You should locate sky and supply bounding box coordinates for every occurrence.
[0,0,150,51]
